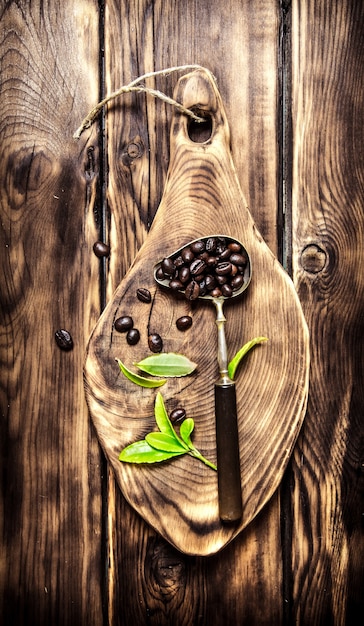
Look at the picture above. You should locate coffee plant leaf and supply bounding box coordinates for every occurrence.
[116,358,166,388]
[228,337,269,381]
[135,353,197,377]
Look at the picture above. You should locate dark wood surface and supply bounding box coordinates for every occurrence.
[1,1,363,625]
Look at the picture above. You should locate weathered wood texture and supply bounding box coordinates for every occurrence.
[1,0,363,625]
[290,1,364,623]
[0,2,104,625]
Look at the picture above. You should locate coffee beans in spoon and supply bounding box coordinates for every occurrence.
[157,236,248,300]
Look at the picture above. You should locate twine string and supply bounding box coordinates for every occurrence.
[74,64,213,139]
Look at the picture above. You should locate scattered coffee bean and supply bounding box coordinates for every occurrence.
[93,240,110,258]
[156,236,249,301]
[176,315,193,331]
[136,288,151,303]
[169,408,186,423]
[148,333,163,353]
[114,315,134,333]
[127,328,140,345]
[55,329,73,351]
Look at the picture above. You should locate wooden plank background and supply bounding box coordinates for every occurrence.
[0,1,363,625]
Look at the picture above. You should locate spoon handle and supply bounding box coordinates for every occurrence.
[215,381,242,522]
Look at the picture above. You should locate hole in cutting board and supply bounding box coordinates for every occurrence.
[187,111,213,143]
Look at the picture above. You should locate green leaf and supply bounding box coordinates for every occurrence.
[228,337,269,380]
[116,358,166,388]
[180,418,195,447]
[134,353,197,377]
[119,392,217,471]
[154,392,177,437]
[146,432,188,452]
[119,439,184,463]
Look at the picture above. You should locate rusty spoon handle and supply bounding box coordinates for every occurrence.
[213,299,243,522]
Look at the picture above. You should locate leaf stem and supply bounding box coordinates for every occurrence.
[188,447,217,471]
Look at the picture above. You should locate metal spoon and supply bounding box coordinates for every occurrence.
[154,235,252,522]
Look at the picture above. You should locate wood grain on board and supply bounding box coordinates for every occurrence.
[0,2,103,624]
[290,0,364,623]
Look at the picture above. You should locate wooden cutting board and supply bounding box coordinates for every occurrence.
[84,68,309,556]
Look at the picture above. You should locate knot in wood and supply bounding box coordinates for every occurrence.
[300,244,327,273]
[127,141,143,159]
[122,139,144,166]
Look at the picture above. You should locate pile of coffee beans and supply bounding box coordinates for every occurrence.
[155,236,248,300]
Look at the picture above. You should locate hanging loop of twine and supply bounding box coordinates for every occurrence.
[74,64,214,139]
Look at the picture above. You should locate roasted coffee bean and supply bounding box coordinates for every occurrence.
[114,315,134,332]
[219,247,232,260]
[206,255,217,267]
[93,240,110,258]
[127,328,140,345]
[55,329,73,351]
[169,408,186,423]
[229,253,247,266]
[161,257,176,276]
[198,280,207,296]
[231,274,244,290]
[215,261,232,276]
[148,333,163,352]
[176,315,193,331]
[137,288,151,303]
[205,237,217,252]
[210,287,222,297]
[221,283,233,297]
[216,238,227,255]
[174,255,185,268]
[169,279,183,291]
[156,267,165,280]
[228,241,242,253]
[178,266,190,283]
[190,258,206,275]
[181,247,194,263]
[216,274,228,285]
[185,280,200,300]
[205,274,216,290]
[190,240,205,254]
